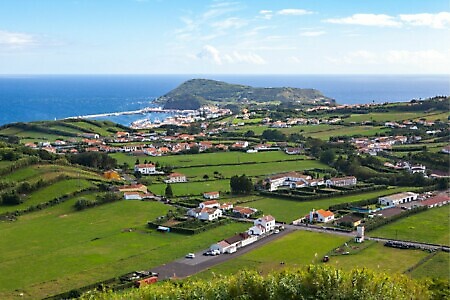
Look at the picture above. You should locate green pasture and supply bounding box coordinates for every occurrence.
[149,179,231,196]
[195,231,348,279]
[0,200,249,299]
[111,151,304,169]
[410,251,450,279]
[308,126,389,140]
[246,186,415,223]
[0,179,95,214]
[175,160,327,180]
[342,112,432,123]
[369,205,450,246]
[328,242,430,275]
[3,164,103,182]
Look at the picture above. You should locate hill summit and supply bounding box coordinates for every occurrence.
[156,79,335,110]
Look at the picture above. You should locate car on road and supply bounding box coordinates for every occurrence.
[274,229,280,234]
[185,253,195,259]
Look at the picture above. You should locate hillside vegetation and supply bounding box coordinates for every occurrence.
[83,265,446,300]
[156,79,334,109]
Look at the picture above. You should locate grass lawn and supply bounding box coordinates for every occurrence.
[174,159,327,180]
[149,179,231,196]
[410,251,450,279]
[328,241,430,275]
[246,186,415,223]
[194,231,348,280]
[369,205,450,246]
[110,151,300,169]
[343,112,432,123]
[3,164,103,182]
[0,200,249,299]
[0,179,95,214]
[307,126,389,140]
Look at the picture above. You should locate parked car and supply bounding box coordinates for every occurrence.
[185,253,195,259]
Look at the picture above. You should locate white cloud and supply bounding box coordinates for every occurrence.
[399,12,450,29]
[288,56,302,63]
[0,30,36,48]
[324,14,401,27]
[327,49,450,66]
[277,9,314,16]
[300,31,325,37]
[212,17,247,30]
[195,45,266,65]
[385,50,448,64]
[197,45,222,64]
[259,10,273,20]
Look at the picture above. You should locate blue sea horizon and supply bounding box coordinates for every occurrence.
[0,74,448,126]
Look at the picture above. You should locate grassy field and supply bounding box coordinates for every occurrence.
[410,251,450,279]
[0,179,95,214]
[307,126,389,140]
[0,200,249,299]
[369,205,450,246]
[110,151,303,169]
[149,179,231,196]
[174,160,327,180]
[245,186,415,223]
[342,112,434,123]
[195,231,349,279]
[328,241,430,275]
[3,164,103,182]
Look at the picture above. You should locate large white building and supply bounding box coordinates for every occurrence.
[378,192,419,206]
[134,163,156,175]
[264,172,312,191]
[164,172,187,183]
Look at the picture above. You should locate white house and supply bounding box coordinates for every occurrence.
[203,191,220,199]
[309,209,334,223]
[378,192,419,206]
[264,172,311,191]
[199,200,220,209]
[326,176,357,187]
[164,173,187,183]
[248,224,266,236]
[134,163,156,175]
[123,192,142,200]
[211,232,257,254]
[198,208,222,221]
[253,215,276,232]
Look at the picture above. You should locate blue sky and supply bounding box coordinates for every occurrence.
[0,0,449,74]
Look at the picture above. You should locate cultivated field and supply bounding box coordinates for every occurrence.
[410,251,450,279]
[369,205,450,246]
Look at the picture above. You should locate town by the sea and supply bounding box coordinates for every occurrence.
[0,74,448,126]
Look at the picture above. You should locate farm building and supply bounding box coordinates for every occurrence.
[203,191,220,199]
[309,209,334,223]
[199,200,220,209]
[118,184,148,193]
[326,176,357,187]
[419,193,450,208]
[134,163,157,175]
[164,172,187,183]
[233,206,258,218]
[264,172,312,191]
[336,214,362,228]
[378,192,418,206]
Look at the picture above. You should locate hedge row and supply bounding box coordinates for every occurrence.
[260,185,387,202]
[0,186,99,220]
[0,156,39,176]
[148,218,231,235]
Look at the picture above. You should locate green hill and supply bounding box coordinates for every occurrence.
[156,79,335,109]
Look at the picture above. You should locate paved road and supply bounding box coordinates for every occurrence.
[150,227,294,280]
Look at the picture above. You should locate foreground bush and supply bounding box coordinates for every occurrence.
[81,265,447,300]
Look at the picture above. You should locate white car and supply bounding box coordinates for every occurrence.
[185,253,195,259]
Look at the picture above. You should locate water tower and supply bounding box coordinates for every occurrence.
[355,225,365,243]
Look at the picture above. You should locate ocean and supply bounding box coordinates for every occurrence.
[0,74,448,126]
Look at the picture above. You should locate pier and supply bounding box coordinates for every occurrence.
[65,107,191,120]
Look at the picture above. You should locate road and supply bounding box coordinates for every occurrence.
[149,222,449,280]
[150,227,294,280]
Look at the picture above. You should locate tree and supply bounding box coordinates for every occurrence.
[203,174,209,180]
[230,174,253,194]
[2,191,21,205]
[320,149,336,165]
[165,184,173,198]
[135,158,140,165]
[244,130,255,138]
